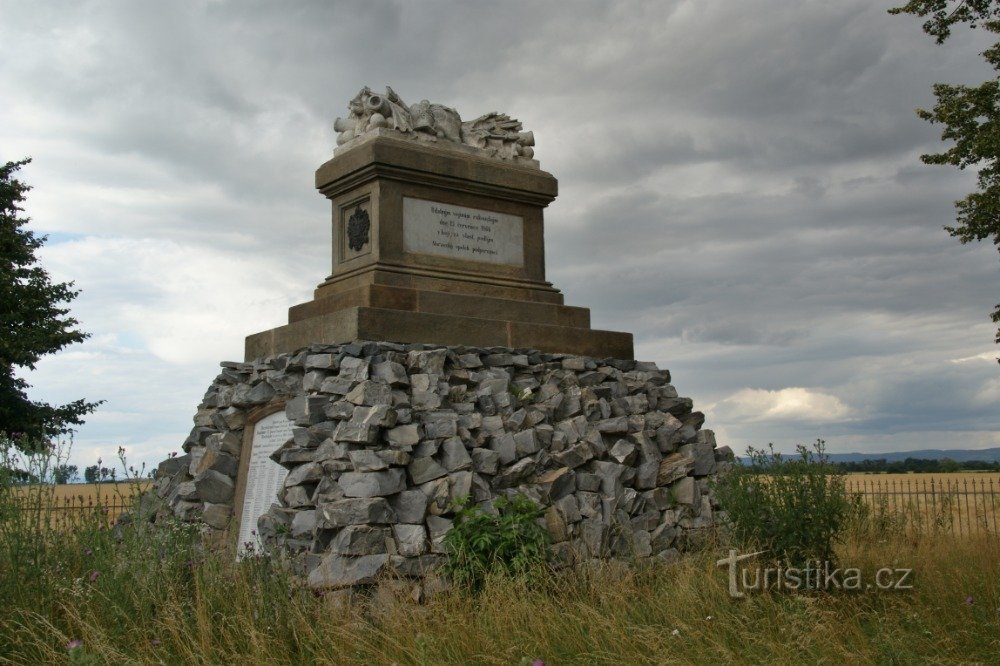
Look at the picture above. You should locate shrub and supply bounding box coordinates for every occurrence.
[442,494,550,591]
[712,439,861,566]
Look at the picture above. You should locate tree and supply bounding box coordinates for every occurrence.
[890,1,1000,349]
[52,463,79,484]
[83,462,112,484]
[0,158,100,448]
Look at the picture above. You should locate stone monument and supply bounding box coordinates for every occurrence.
[152,88,733,592]
[245,86,633,361]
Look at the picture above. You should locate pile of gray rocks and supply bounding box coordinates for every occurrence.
[153,341,733,589]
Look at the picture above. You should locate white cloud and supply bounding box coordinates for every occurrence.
[38,236,311,365]
[709,387,854,424]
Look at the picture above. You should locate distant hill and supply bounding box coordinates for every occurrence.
[738,447,1000,465]
[824,448,1000,464]
[738,447,1000,464]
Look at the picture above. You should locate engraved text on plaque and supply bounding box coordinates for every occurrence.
[237,410,293,557]
[403,197,524,266]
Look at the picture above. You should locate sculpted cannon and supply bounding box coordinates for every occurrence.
[334,86,535,163]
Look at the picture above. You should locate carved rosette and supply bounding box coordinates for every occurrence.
[347,206,370,252]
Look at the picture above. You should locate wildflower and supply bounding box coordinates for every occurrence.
[671,629,680,637]
[88,570,100,583]
[532,661,545,666]
[66,639,83,650]
[84,548,92,556]
[965,595,974,605]
[150,639,161,647]
[705,616,713,621]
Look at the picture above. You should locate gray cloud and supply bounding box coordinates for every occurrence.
[1,0,997,471]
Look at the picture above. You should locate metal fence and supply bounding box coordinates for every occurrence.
[846,476,999,537]
[5,488,143,530]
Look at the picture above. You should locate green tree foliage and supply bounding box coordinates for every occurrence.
[890,1,1000,346]
[52,464,78,484]
[0,158,100,447]
[833,455,999,473]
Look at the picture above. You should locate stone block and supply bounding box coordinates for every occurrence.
[346,380,393,407]
[331,525,389,555]
[286,395,329,426]
[393,524,429,557]
[426,515,453,553]
[440,437,472,471]
[535,467,576,502]
[386,423,420,447]
[489,432,517,464]
[193,469,234,504]
[390,490,428,524]
[670,476,696,506]
[284,462,323,487]
[371,361,409,386]
[351,405,397,428]
[320,497,396,527]
[513,428,540,456]
[471,447,500,475]
[609,439,637,465]
[334,421,378,444]
[408,457,448,484]
[552,441,594,469]
[493,457,536,489]
[339,469,406,497]
[657,452,694,486]
[291,509,317,539]
[307,553,389,589]
[202,502,232,530]
[349,449,389,472]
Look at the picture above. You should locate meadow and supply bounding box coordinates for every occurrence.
[0,472,998,664]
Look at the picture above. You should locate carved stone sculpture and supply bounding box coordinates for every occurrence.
[334,86,536,164]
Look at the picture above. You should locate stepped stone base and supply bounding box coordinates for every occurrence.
[244,134,634,361]
[245,282,633,361]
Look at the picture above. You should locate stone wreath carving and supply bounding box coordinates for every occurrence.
[334,86,536,164]
[346,205,370,252]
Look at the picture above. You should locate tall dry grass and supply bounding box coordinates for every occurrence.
[1,437,997,664]
[3,529,997,665]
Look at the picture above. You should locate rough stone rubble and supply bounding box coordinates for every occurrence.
[153,341,734,589]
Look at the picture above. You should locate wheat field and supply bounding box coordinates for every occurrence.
[845,472,1000,536]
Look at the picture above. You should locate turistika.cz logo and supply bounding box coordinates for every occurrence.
[716,549,914,599]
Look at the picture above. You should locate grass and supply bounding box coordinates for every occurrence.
[1,439,997,664]
[0,498,997,665]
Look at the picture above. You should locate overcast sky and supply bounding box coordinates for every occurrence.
[2,0,998,476]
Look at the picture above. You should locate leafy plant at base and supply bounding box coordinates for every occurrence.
[712,439,861,567]
[442,494,550,591]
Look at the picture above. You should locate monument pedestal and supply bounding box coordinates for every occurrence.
[246,133,633,360]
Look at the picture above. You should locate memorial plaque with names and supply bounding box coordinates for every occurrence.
[237,410,293,557]
[403,197,524,266]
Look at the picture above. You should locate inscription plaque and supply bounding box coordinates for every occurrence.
[403,197,524,266]
[237,410,293,557]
